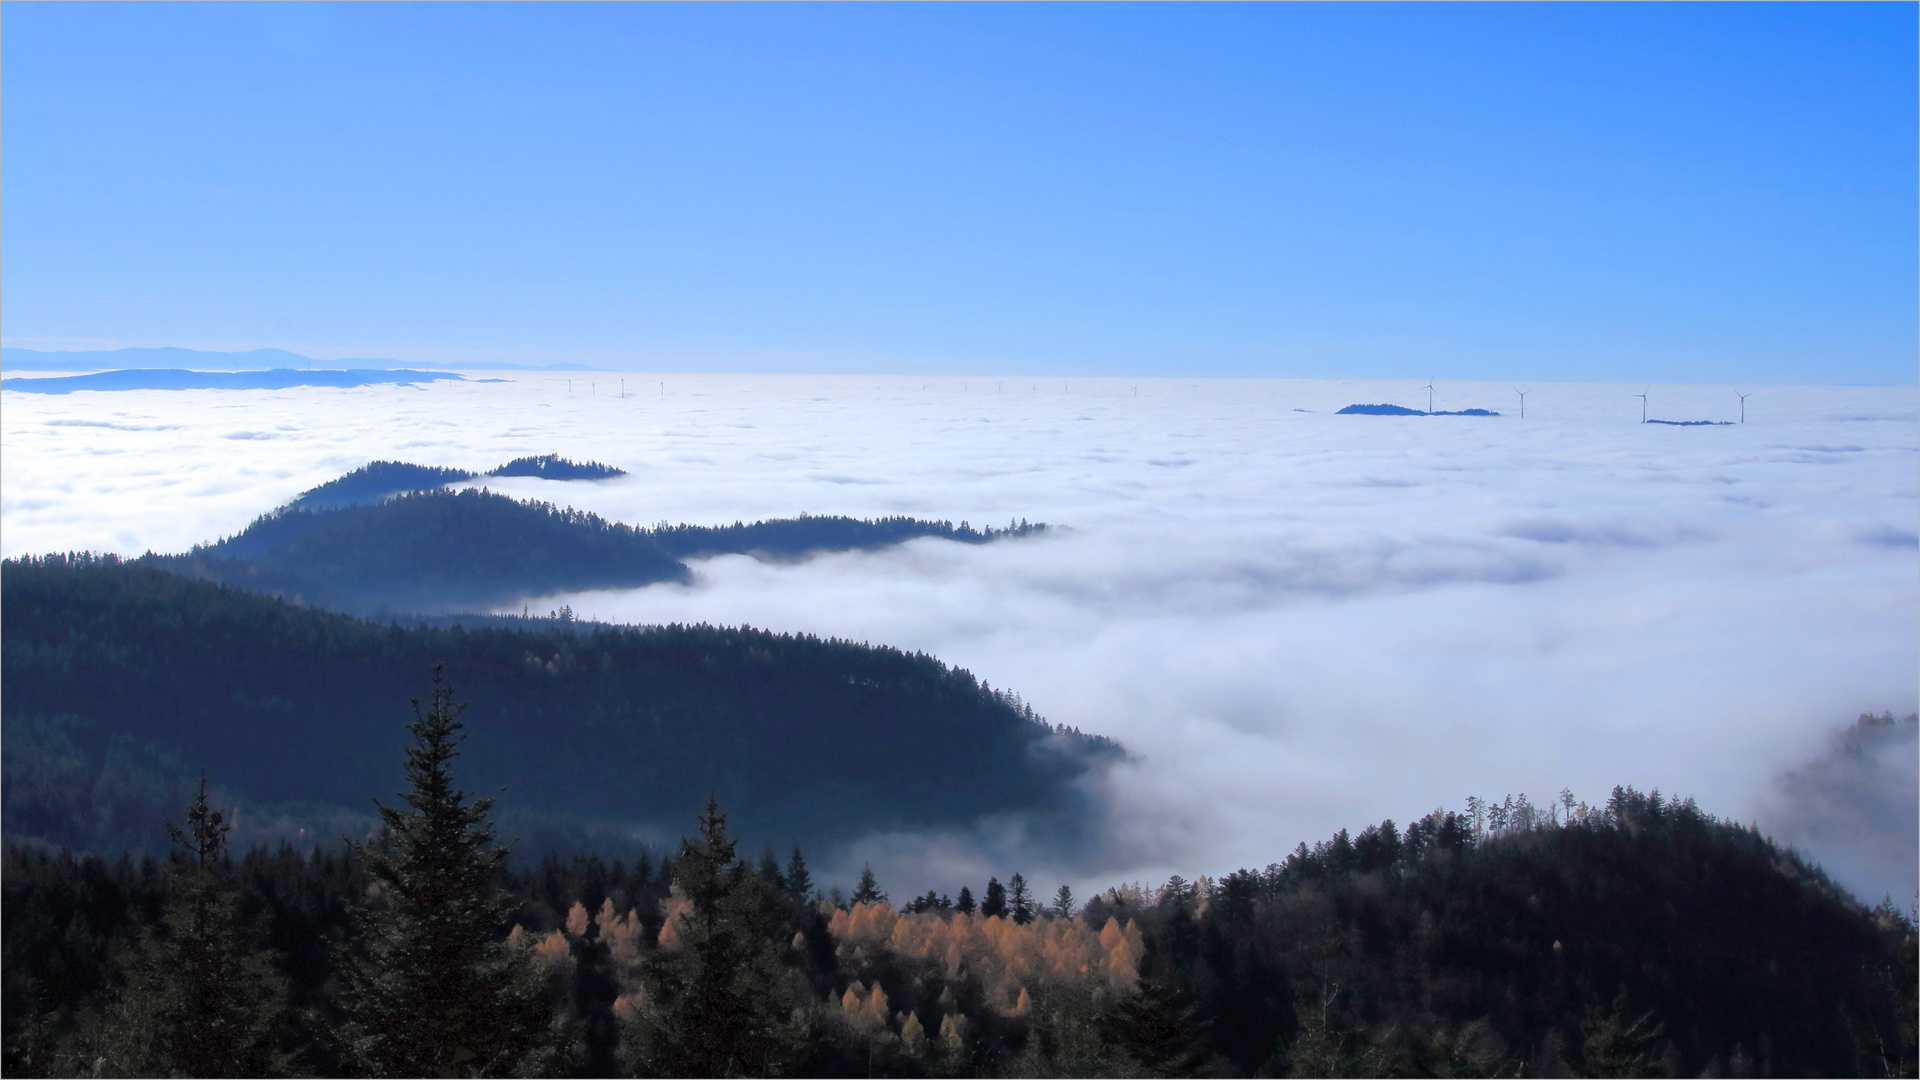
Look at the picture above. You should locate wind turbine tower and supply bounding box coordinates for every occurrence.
[1634,389,1648,423]
[1735,391,1751,423]
[1515,389,1530,418]
[1422,379,1435,415]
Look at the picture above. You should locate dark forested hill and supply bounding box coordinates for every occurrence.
[487,454,626,480]
[646,513,1040,560]
[151,488,1046,615]
[156,489,693,614]
[1,556,1117,859]
[6,789,1911,1078]
[285,457,626,512]
[284,461,479,510]
[1097,790,1917,1077]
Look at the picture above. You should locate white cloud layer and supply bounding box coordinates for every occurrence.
[3,375,1915,902]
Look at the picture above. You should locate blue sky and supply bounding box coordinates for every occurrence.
[3,3,1913,381]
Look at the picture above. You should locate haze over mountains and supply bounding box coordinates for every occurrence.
[2,374,1913,905]
[159,471,1046,616]
[0,367,465,394]
[0,345,602,372]
[3,453,1072,861]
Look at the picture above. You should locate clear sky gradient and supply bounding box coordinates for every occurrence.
[3,3,1913,381]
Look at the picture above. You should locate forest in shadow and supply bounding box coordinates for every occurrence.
[4,676,1913,1077]
[154,474,1045,615]
[3,556,1112,862]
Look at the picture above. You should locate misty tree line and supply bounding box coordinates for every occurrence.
[5,675,1916,1078]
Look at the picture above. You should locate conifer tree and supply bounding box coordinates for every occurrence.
[1008,873,1035,925]
[851,863,886,906]
[335,671,553,1077]
[757,847,782,885]
[1106,984,1211,1077]
[1051,884,1075,920]
[955,886,976,916]
[57,777,288,1077]
[783,847,813,902]
[622,797,795,1077]
[982,878,1007,919]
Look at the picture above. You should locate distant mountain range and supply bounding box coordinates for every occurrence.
[286,458,626,511]
[1337,403,1501,416]
[1,368,464,394]
[0,345,603,372]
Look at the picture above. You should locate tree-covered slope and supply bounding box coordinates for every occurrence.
[487,454,626,480]
[6,789,1911,1078]
[1,556,1116,858]
[283,457,623,512]
[284,461,479,511]
[153,488,1047,615]
[158,489,692,614]
[646,513,1042,560]
[1106,790,1917,1077]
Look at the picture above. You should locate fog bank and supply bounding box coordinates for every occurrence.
[3,375,1913,904]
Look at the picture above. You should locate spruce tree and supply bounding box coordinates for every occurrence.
[58,777,288,1077]
[335,671,553,1077]
[955,886,976,916]
[622,797,795,1077]
[982,878,1007,919]
[783,847,813,902]
[1051,884,1075,920]
[851,863,886,906]
[1008,873,1035,925]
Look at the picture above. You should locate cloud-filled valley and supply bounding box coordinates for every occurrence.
[3,374,1914,904]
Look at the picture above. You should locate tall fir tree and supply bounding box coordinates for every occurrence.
[335,670,553,1077]
[851,863,886,906]
[783,847,813,902]
[1008,873,1035,925]
[621,797,796,1077]
[56,777,288,1077]
[955,885,977,916]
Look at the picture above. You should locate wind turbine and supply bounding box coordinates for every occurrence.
[1422,379,1435,415]
[1735,391,1751,423]
[1514,388,1530,418]
[1634,389,1648,423]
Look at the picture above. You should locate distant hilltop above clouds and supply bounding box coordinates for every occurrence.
[0,345,603,372]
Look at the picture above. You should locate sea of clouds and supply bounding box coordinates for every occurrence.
[3,374,1915,904]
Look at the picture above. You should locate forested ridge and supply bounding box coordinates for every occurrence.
[149,485,1046,614]
[6,485,1911,1077]
[5,704,1912,1078]
[2,556,1114,859]
[285,457,628,512]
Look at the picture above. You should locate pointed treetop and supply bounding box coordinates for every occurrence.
[852,863,886,906]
